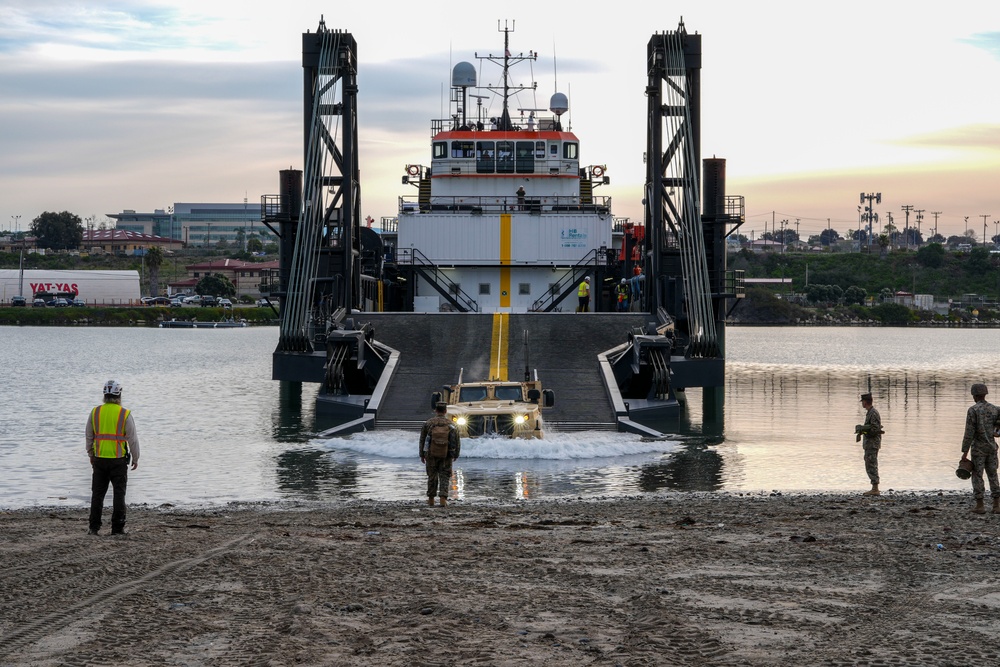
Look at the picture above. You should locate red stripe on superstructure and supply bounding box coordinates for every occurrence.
[430,173,580,179]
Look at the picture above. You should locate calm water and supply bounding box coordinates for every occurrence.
[2,325,997,509]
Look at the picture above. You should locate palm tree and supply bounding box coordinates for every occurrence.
[146,245,164,296]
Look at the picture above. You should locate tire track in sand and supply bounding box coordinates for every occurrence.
[0,534,251,659]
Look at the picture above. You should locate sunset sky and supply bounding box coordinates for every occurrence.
[1,1,999,242]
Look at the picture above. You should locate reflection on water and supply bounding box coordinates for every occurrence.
[637,442,725,492]
[274,449,360,499]
[2,326,999,508]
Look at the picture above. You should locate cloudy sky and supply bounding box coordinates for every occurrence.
[1,1,999,242]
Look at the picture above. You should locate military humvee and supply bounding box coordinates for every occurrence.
[432,370,555,439]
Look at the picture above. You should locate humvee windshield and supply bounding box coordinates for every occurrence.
[458,385,488,402]
[494,385,523,401]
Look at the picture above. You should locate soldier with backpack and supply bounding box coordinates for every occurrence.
[419,402,461,506]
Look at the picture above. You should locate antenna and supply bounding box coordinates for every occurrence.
[553,40,558,93]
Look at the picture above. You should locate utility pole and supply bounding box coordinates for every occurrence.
[900,204,914,250]
[794,218,800,247]
[931,211,942,240]
[982,214,992,248]
[886,212,894,250]
[857,206,862,251]
[13,215,24,298]
[914,209,924,247]
[780,219,788,254]
[861,192,881,253]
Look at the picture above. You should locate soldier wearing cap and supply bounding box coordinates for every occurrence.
[419,401,461,507]
[856,393,883,496]
[960,383,1000,514]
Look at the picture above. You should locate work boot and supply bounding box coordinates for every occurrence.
[439,497,448,508]
[426,497,434,507]
[862,485,880,496]
[973,499,986,514]
[992,498,1000,514]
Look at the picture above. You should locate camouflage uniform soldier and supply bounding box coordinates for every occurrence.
[419,402,461,507]
[856,393,883,496]
[960,383,1000,514]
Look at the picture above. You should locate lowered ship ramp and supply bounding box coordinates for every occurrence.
[364,312,651,431]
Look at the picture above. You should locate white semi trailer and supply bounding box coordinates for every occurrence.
[0,270,141,305]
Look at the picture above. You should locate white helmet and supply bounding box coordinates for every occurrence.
[103,380,123,397]
[584,276,591,282]
[620,278,627,284]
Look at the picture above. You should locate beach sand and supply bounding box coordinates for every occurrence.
[2,493,1000,666]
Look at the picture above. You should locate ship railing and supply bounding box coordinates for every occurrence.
[430,114,566,136]
[398,195,611,215]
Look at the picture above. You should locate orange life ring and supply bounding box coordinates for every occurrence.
[592,165,604,178]
[407,165,420,176]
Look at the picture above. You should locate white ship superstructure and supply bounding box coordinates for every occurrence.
[392,25,613,313]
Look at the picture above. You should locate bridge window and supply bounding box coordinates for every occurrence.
[451,141,475,158]
[476,141,495,173]
[515,141,534,173]
[549,143,559,157]
[496,141,514,173]
[535,141,545,159]
[494,386,523,401]
[433,142,447,159]
[563,142,578,160]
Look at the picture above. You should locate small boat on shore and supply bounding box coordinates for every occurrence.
[159,319,247,329]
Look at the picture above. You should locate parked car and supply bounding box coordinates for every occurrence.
[32,298,46,307]
[140,296,155,305]
[255,299,270,307]
[170,297,185,307]
[150,296,172,306]
[183,294,201,304]
[10,296,26,307]
[200,295,218,307]
[218,298,233,308]
[72,299,86,307]
[48,298,69,308]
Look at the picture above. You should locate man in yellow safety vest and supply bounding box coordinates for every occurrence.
[86,380,140,536]
[576,276,591,313]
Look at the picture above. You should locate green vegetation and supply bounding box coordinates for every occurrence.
[730,245,1000,299]
[0,305,277,327]
[30,211,83,250]
[196,273,237,298]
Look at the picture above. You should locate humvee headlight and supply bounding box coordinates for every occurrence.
[514,415,527,425]
[456,416,467,426]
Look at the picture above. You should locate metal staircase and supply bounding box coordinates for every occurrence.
[529,249,602,312]
[396,247,480,312]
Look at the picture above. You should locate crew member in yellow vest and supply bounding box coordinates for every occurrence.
[86,380,140,536]
[576,276,591,313]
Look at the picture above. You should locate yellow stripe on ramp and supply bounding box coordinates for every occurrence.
[490,312,509,381]
[500,214,511,308]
